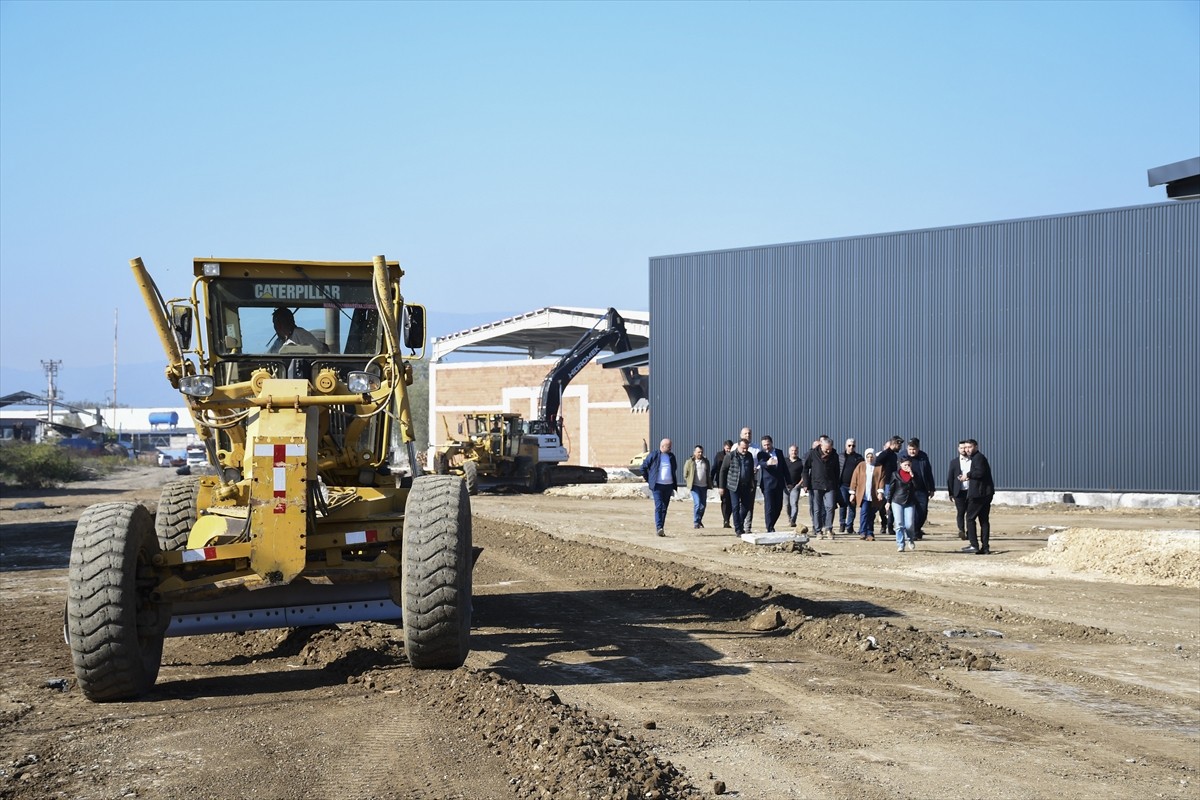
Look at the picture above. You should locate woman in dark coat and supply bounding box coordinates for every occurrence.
[888,456,927,552]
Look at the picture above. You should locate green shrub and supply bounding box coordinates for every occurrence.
[0,442,92,488]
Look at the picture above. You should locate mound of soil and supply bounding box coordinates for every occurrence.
[1021,528,1200,588]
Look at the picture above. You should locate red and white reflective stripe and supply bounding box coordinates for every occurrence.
[253,443,305,460]
[344,529,378,545]
[182,547,218,562]
[252,444,305,514]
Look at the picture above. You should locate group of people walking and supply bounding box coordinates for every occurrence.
[640,429,995,555]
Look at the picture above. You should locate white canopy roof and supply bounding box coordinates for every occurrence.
[432,306,649,362]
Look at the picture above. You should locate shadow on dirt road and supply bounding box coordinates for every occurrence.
[0,520,75,570]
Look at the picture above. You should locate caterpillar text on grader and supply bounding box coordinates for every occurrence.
[65,256,472,701]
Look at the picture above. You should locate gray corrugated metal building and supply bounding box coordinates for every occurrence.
[649,200,1199,493]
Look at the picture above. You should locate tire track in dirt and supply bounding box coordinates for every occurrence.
[469,516,1200,799]
[476,499,1198,729]
[468,524,993,798]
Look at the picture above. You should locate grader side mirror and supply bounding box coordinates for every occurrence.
[171,306,193,351]
[402,304,425,349]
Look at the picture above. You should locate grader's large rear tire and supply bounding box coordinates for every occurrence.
[461,460,479,496]
[66,502,169,701]
[155,478,199,551]
[401,475,471,668]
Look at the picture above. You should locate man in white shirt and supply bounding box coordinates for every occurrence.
[947,440,972,542]
[271,307,327,352]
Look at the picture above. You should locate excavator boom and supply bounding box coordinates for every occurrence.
[534,308,647,437]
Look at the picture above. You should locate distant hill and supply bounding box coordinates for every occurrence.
[0,310,515,408]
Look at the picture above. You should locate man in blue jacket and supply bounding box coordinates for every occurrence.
[641,438,678,537]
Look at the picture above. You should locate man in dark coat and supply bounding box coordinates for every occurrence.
[837,438,864,533]
[873,435,904,535]
[784,443,806,527]
[905,438,936,540]
[711,440,735,528]
[957,439,996,554]
[805,436,842,538]
[641,438,678,538]
[946,440,973,542]
[734,426,758,532]
[718,439,756,535]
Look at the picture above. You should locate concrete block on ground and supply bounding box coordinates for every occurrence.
[740,531,807,546]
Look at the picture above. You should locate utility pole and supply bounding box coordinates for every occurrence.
[112,308,119,413]
[41,359,62,439]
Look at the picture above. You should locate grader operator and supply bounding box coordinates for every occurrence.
[64,256,472,702]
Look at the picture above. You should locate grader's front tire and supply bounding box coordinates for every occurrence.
[155,478,199,551]
[67,502,169,701]
[462,460,479,496]
[401,475,472,669]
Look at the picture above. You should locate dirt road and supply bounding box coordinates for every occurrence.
[1,469,1197,799]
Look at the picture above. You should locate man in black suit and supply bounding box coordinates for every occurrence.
[946,440,973,543]
[956,439,995,555]
[756,435,788,533]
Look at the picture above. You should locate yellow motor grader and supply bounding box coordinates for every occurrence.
[435,411,532,494]
[65,256,472,702]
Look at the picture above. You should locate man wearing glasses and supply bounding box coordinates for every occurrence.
[837,438,864,534]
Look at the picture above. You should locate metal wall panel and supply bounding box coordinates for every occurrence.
[649,201,1200,493]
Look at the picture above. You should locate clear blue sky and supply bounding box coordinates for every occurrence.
[1,0,1197,402]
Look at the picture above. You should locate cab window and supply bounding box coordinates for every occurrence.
[208,279,381,356]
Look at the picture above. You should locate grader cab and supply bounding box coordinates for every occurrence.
[65,256,472,702]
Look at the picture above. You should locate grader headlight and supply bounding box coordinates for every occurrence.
[179,375,215,397]
[347,371,381,394]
